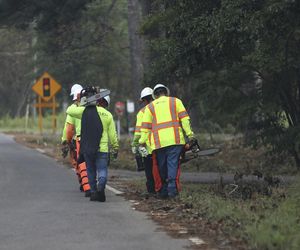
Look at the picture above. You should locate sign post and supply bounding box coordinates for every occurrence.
[38,96,43,133]
[126,100,135,134]
[52,96,57,133]
[32,72,61,134]
[115,101,125,138]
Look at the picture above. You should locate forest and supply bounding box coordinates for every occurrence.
[0,0,300,169]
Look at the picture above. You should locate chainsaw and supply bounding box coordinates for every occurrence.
[180,139,220,164]
[80,88,110,106]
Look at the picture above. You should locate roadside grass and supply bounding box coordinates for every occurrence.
[0,113,66,133]
[180,180,300,250]
[179,184,285,241]
[126,177,300,250]
[246,176,300,250]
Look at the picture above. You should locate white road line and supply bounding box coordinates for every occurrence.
[69,168,123,195]
[178,228,188,234]
[189,237,206,245]
[106,184,124,195]
[36,148,45,154]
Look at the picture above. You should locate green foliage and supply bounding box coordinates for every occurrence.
[179,179,300,249]
[35,0,131,102]
[141,0,300,168]
[0,0,91,30]
[0,27,32,117]
[0,0,131,117]
[246,176,300,250]
[0,112,66,133]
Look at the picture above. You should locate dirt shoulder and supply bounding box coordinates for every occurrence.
[112,180,248,250]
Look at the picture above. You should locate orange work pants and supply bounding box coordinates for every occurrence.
[152,152,181,193]
[76,138,90,192]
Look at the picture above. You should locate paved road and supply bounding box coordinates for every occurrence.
[0,133,189,250]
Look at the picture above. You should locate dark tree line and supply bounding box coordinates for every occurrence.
[0,0,131,116]
[0,0,300,169]
[140,0,300,168]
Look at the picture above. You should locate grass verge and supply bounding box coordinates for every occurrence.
[246,177,300,249]
[121,177,299,250]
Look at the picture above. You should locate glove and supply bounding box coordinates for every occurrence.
[131,146,138,154]
[188,137,200,153]
[61,141,69,158]
[110,150,118,161]
[188,137,197,146]
[138,146,148,157]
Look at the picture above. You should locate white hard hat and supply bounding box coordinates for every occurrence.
[140,87,153,100]
[100,88,110,105]
[104,95,110,105]
[70,84,83,100]
[152,84,170,99]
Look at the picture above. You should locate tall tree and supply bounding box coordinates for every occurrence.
[0,28,32,117]
[141,0,300,169]
[0,0,131,115]
[127,0,143,100]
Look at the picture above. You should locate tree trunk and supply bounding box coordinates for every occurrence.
[127,0,143,100]
[14,78,32,118]
[139,0,151,72]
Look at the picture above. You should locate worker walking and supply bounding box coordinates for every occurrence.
[139,84,195,198]
[61,84,91,196]
[132,87,155,194]
[66,86,119,202]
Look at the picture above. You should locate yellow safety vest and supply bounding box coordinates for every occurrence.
[139,96,193,150]
[132,106,152,154]
[66,105,119,153]
[61,103,81,141]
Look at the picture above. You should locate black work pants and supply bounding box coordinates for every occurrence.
[143,155,155,194]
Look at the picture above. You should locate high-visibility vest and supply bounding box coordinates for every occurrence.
[134,106,146,135]
[139,96,193,150]
[66,105,119,153]
[61,103,81,141]
[132,106,152,153]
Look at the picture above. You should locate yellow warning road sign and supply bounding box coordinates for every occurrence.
[32,72,61,102]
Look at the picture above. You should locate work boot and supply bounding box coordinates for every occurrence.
[98,190,106,202]
[168,192,179,200]
[85,190,91,197]
[158,192,168,199]
[90,192,99,201]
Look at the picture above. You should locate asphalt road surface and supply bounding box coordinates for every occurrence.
[0,133,190,250]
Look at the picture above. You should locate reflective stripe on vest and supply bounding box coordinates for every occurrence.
[178,110,188,119]
[141,122,152,129]
[148,97,181,149]
[152,121,180,131]
[134,125,142,133]
[169,97,180,144]
[148,103,161,148]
